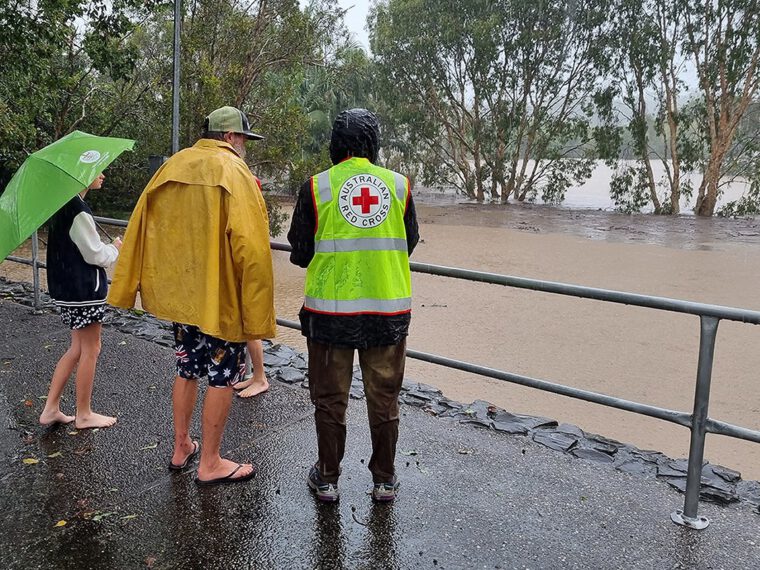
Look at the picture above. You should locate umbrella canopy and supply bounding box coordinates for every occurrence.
[0,130,135,261]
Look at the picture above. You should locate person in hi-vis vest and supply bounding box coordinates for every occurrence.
[287,108,419,503]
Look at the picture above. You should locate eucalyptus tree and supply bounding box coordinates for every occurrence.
[371,0,494,200]
[496,0,613,204]
[370,0,612,203]
[605,0,702,214]
[717,99,760,216]
[683,0,760,216]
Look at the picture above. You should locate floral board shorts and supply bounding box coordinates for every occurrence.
[172,323,246,388]
[59,304,107,330]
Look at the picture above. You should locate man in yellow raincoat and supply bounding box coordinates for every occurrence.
[108,106,275,486]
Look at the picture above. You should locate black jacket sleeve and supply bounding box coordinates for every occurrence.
[404,191,419,256]
[287,180,316,268]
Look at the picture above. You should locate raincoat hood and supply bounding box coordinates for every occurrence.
[329,108,380,165]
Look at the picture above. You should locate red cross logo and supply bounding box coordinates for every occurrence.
[352,187,379,214]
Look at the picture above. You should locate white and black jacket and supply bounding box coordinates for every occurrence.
[46,195,119,306]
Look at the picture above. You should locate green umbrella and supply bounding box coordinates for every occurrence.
[0,130,135,261]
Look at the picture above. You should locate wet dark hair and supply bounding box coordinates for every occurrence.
[202,130,227,141]
[329,108,380,165]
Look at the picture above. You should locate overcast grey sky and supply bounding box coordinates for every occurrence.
[335,0,371,50]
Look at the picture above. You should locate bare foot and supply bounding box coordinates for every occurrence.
[197,458,255,482]
[39,409,75,426]
[236,375,269,398]
[233,375,255,390]
[75,412,117,429]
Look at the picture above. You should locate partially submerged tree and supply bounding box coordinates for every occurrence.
[684,0,760,216]
[604,0,701,214]
[717,99,760,216]
[370,0,612,203]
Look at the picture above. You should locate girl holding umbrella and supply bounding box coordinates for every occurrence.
[39,171,122,429]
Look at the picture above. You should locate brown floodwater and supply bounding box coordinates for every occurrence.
[4,199,760,480]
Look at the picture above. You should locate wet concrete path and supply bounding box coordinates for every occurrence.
[1,300,758,569]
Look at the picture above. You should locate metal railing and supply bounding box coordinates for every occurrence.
[7,219,760,530]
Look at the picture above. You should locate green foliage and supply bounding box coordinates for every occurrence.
[609,163,657,213]
[1,0,354,212]
[592,87,623,163]
[718,174,760,218]
[262,192,288,238]
[718,116,760,217]
[286,147,331,194]
[0,1,163,170]
[541,160,596,205]
[286,45,379,192]
[3,0,758,221]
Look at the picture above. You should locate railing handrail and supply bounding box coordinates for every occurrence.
[275,318,760,445]
[23,226,760,326]
[20,224,760,437]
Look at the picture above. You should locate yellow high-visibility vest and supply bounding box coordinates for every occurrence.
[304,157,412,315]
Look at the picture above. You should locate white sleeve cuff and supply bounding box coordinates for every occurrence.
[69,212,119,267]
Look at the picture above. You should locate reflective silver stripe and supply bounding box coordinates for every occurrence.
[316,170,332,203]
[315,237,408,254]
[393,172,407,202]
[304,296,412,314]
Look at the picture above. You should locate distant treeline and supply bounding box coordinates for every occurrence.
[1,0,758,216]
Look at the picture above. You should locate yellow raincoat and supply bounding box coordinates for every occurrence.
[107,139,275,342]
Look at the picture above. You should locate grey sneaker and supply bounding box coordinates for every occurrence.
[308,464,339,502]
[371,475,399,502]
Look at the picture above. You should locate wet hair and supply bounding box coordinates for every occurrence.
[329,108,380,165]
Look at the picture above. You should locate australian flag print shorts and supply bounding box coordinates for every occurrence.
[172,323,246,388]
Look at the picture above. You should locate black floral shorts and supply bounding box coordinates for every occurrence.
[172,323,246,388]
[59,304,107,330]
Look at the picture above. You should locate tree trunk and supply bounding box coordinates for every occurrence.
[696,139,730,216]
[472,96,485,202]
[664,81,682,215]
[696,159,720,216]
[642,154,661,213]
[632,63,661,213]
[491,140,506,203]
[503,159,518,204]
[669,159,681,214]
[473,143,485,202]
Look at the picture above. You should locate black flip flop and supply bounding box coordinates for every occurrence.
[195,463,257,486]
[168,441,200,471]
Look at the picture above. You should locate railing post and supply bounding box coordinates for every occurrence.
[671,315,719,530]
[31,230,42,313]
[171,0,181,155]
